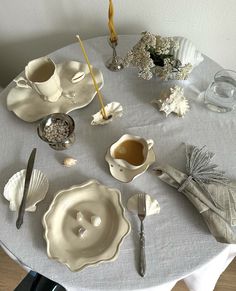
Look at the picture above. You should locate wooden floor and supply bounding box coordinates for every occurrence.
[0,247,235,291]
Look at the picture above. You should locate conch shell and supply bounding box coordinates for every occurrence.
[152,86,190,117]
[173,37,204,69]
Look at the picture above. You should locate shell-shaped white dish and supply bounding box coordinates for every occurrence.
[7,61,104,122]
[42,180,130,272]
[173,37,204,68]
[3,169,49,212]
[91,102,123,125]
[127,194,160,216]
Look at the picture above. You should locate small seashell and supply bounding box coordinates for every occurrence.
[3,169,49,212]
[91,215,101,227]
[152,86,190,117]
[127,194,160,216]
[71,71,85,83]
[63,157,77,167]
[91,102,123,126]
[76,211,83,222]
[78,226,87,238]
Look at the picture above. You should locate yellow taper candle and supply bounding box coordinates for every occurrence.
[76,35,107,119]
[108,0,118,43]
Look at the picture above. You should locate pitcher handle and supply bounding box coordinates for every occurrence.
[14,77,31,89]
[147,139,154,150]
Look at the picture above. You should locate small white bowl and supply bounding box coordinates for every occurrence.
[3,169,49,212]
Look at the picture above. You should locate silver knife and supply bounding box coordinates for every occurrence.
[16,148,37,229]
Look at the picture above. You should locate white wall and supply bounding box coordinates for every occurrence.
[0,0,236,86]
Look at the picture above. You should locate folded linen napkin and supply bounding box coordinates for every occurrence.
[154,145,236,244]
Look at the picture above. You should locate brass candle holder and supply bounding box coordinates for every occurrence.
[106,39,124,72]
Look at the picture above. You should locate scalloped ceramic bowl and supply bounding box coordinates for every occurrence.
[42,180,130,272]
[3,169,49,211]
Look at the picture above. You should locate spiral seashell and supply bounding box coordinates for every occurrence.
[91,215,102,227]
[63,157,77,167]
[152,86,190,117]
[78,226,87,238]
[173,97,190,117]
[173,37,204,68]
[3,169,49,212]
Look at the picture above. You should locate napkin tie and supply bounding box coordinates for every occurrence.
[155,144,236,243]
[178,145,230,210]
[178,175,193,192]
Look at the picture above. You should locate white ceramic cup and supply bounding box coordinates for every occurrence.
[14,57,62,102]
[110,134,154,170]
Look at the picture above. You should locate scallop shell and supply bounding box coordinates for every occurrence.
[91,102,123,125]
[3,169,49,212]
[127,194,160,216]
[173,37,204,68]
[152,86,190,117]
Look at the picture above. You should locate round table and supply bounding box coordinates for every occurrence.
[0,35,236,291]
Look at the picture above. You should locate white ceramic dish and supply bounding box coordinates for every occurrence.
[42,180,130,272]
[105,148,156,183]
[127,194,160,216]
[7,61,104,122]
[3,169,49,211]
[91,102,123,125]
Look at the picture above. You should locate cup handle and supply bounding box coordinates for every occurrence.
[14,77,31,89]
[147,139,154,150]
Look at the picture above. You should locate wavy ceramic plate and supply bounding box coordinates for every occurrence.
[105,148,156,183]
[7,61,104,122]
[42,180,130,272]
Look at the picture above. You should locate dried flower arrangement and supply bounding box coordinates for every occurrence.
[123,32,193,81]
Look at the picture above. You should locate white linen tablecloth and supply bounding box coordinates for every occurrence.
[0,35,236,291]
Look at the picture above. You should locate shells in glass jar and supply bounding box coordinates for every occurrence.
[3,169,49,212]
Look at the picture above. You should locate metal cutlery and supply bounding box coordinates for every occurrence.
[138,193,146,277]
[16,148,37,229]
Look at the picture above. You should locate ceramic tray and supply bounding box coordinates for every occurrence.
[42,180,130,272]
[7,61,104,122]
